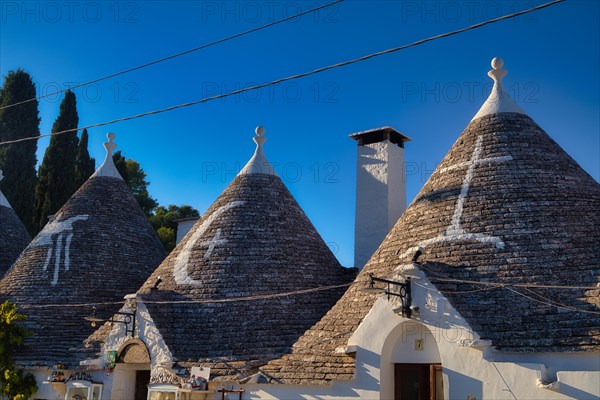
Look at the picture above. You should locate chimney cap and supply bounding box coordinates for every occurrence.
[349,126,411,147]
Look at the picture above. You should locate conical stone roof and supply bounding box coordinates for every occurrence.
[0,170,31,278]
[136,127,355,380]
[0,133,166,368]
[261,59,600,384]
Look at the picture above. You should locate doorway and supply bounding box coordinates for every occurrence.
[394,364,443,400]
[135,370,151,400]
[113,339,152,400]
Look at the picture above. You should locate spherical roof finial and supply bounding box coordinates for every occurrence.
[488,57,508,86]
[491,57,504,70]
[255,126,266,136]
[107,132,116,141]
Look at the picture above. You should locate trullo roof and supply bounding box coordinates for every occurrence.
[0,133,166,368]
[135,126,355,380]
[261,58,600,385]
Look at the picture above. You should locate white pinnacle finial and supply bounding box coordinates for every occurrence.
[238,125,276,176]
[491,57,504,69]
[488,57,507,86]
[91,132,124,180]
[254,125,267,147]
[0,169,10,208]
[105,132,117,154]
[471,57,525,121]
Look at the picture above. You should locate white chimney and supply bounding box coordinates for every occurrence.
[350,127,410,269]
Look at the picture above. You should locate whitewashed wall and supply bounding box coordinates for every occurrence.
[176,219,198,245]
[29,369,108,400]
[37,281,597,400]
[238,274,600,400]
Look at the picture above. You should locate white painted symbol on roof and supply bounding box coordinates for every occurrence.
[30,214,89,286]
[173,201,245,285]
[200,228,227,259]
[399,136,512,260]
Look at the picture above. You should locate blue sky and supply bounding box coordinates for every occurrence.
[1,0,598,267]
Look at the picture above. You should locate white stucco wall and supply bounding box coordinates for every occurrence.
[236,272,600,400]
[26,299,171,400]
[30,370,64,400]
[99,300,172,399]
[29,368,109,400]
[51,283,598,400]
[354,140,406,269]
[176,219,198,245]
[109,364,137,399]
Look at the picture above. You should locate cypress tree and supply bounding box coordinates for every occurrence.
[74,128,95,188]
[34,90,79,231]
[112,151,158,215]
[112,150,129,182]
[0,69,40,233]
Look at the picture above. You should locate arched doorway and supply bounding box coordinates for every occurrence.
[381,321,443,400]
[111,339,152,400]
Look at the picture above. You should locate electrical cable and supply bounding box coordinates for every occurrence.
[506,286,600,315]
[410,266,599,313]
[413,278,486,294]
[0,0,564,147]
[427,276,599,290]
[18,282,354,308]
[20,273,595,310]
[0,0,344,111]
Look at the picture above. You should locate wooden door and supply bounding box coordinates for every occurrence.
[430,364,443,400]
[134,370,151,400]
[394,363,442,400]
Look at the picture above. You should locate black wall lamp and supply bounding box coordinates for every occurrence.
[85,306,137,337]
[360,273,413,318]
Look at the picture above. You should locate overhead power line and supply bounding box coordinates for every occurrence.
[18,272,599,315]
[506,287,600,315]
[0,0,344,111]
[18,282,353,308]
[428,276,600,291]
[0,0,565,147]
[416,264,600,315]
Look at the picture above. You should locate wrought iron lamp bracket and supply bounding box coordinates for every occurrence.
[111,311,136,337]
[85,307,137,337]
[367,273,412,318]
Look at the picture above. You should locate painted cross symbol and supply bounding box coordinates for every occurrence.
[200,228,227,259]
[439,136,512,240]
[399,136,512,260]
[173,201,245,285]
[30,214,89,286]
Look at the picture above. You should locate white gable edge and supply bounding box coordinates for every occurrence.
[102,300,173,375]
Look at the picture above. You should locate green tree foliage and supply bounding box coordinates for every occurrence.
[112,152,158,216]
[125,159,158,215]
[34,90,79,231]
[156,226,176,252]
[0,69,40,234]
[113,152,199,252]
[112,150,129,182]
[74,128,95,189]
[150,205,200,252]
[0,301,37,400]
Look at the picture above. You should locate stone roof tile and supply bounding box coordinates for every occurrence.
[135,171,355,380]
[261,60,600,384]
[0,167,165,368]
